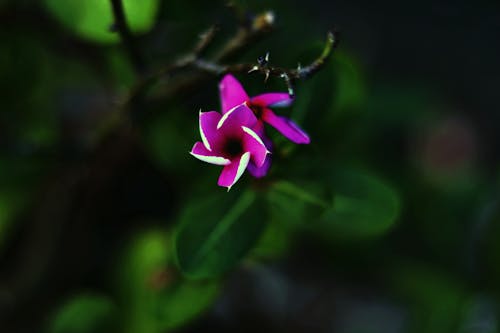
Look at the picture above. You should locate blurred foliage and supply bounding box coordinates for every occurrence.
[1,1,498,333]
[249,217,292,260]
[265,168,400,244]
[0,31,57,149]
[48,294,118,333]
[116,229,220,332]
[143,107,195,177]
[0,156,50,252]
[391,264,467,333]
[43,0,160,43]
[0,188,29,250]
[321,169,401,240]
[174,190,267,279]
[331,51,366,113]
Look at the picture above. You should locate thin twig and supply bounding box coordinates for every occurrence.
[194,30,339,96]
[193,25,219,57]
[121,12,275,109]
[214,11,274,62]
[109,0,145,74]
[119,14,337,115]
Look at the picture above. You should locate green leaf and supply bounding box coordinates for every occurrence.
[119,229,171,298]
[265,170,400,241]
[332,51,366,113]
[117,229,220,333]
[174,189,267,279]
[250,220,292,260]
[320,169,401,240]
[43,0,160,43]
[48,294,118,333]
[156,280,220,331]
[271,181,328,208]
[267,180,327,226]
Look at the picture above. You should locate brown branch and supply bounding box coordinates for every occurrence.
[193,25,219,57]
[214,11,274,62]
[193,30,339,96]
[113,13,337,131]
[110,0,145,74]
[120,11,275,110]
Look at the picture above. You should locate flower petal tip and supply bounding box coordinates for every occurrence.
[190,142,231,166]
[219,74,250,114]
[296,136,311,144]
[217,152,250,189]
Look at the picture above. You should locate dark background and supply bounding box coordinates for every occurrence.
[1,0,499,332]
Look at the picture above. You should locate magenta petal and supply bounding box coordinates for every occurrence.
[217,152,251,190]
[219,74,250,114]
[262,109,310,144]
[247,156,271,178]
[190,142,231,165]
[217,104,257,135]
[242,126,268,167]
[199,111,222,151]
[247,131,272,178]
[251,93,293,108]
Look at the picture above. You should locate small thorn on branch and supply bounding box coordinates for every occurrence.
[294,30,338,79]
[225,30,339,96]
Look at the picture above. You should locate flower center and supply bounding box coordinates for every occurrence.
[224,138,243,157]
[249,103,264,119]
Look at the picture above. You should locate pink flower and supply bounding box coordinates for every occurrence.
[190,104,270,190]
[219,74,310,145]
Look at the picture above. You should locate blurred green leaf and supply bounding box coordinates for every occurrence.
[250,219,292,260]
[267,180,327,226]
[43,0,160,43]
[48,294,118,333]
[118,229,220,333]
[271,181,328,208]
[118,228,172,333]
[174,189,267,279]
[320,169,401,240]
[119,229,171,298]
[156,280,219,331]
[266,170,399,241]
[332,51,366,113]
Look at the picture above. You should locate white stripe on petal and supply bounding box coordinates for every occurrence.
[190,151,231,165]
[241,126,268,152]
[217,104,240,129]
[227,152,250,191]
[199,110,212,151]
